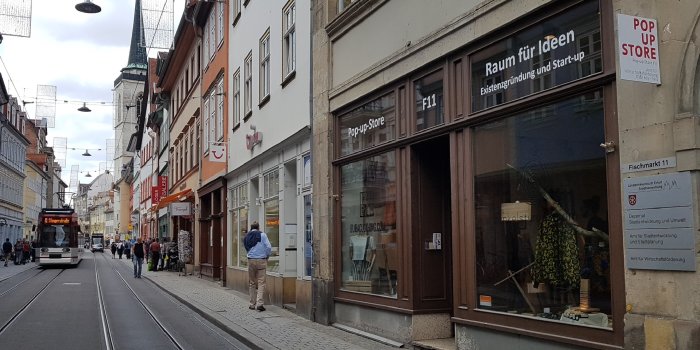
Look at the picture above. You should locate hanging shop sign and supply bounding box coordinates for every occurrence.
[623,172,696,271]
[151,176,168,203]
[617,14,661,84]
[246,132,263,150]
[470,1,601,112]
[209,143,227,162]
[170,202,192,216]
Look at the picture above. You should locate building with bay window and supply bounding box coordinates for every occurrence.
[311,0,700,349]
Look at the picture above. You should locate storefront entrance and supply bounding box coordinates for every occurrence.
[411,135,452,313]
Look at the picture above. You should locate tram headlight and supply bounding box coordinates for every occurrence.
[41,248,48,252]
[63,248,71,252]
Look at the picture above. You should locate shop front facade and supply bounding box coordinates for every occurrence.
[225,133,312,312]
[312,0,699,349]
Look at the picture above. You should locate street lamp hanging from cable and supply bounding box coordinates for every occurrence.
[75,0,102,14]
[78,102,91,112]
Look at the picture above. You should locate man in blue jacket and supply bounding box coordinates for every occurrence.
[245,221,272,312]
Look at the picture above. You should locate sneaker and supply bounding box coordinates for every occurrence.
[256,305,266,312]
[249,305,255,310]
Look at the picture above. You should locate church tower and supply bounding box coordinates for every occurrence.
[113,0,147,240]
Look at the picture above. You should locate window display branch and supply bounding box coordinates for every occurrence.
[494,261,535,286]
[505,163,609,242]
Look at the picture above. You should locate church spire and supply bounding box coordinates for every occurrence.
[125,0,147,70]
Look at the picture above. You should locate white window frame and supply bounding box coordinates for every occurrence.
[244,51,253,116]
[216,78,224,141]
[217,2,224,45]
[209,89,216,146]
[203,97,210,152]
[259,29,271,102]
[282,1,296,80]
[208,9,216,60]
[232,68,241,127]
[232,0,241,25]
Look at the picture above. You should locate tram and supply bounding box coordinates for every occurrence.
[36,207,84,266]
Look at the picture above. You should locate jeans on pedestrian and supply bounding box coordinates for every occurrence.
[248,258,267,307]
[133,256,144,277]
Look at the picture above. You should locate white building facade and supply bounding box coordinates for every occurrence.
[225,0,313,316]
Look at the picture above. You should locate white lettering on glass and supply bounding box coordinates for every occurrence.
[348,116,385,138]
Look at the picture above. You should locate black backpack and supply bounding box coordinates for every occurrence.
[243,230,261,252]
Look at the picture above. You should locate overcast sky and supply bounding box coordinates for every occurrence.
[0,0,183,188]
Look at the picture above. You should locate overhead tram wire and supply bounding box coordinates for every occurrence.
[0,55,25,101]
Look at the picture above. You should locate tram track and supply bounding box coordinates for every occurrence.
[97,252,185,350]
[0,268,64,336]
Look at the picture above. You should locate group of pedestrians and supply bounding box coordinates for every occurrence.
[109,240,132,259]
[129,237,162,278]
[2,238,34,266]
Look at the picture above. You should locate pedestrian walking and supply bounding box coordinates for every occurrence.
[132,237,145,278]
[149,238,161,271]
[244,222,272,312]
[2,238,12,267]
[110,242,117,258]
[124,240,131,260]
[117,241,124,259]
[14,240,23,265]
[30,240,36,262]
[22,240,30,264]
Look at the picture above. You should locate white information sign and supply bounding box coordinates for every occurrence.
[621,156,676,173]
[623,172,695,271]
[617,14,661,84]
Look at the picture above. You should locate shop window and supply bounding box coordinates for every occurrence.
[471,0,601,112]
[340,151,398,297]
[263,170,280,272]
[230,184,249,268]
[338,93,396,156]
[473,90,611,329]
[304,194,313,277]
[415,70,444,131]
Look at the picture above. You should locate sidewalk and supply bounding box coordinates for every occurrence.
[0,259,37,282]
[117,258,400,350]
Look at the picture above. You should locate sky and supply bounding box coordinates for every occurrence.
[0,0,183,187]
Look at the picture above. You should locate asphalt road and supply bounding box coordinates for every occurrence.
[0,252,249,350]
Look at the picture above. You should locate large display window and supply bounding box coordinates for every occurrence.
[340,151,398,297]
[229,183,248,268]
[263,170,280,272]
[473,90,612,329]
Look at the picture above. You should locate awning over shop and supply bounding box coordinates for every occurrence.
[155,189,193,210]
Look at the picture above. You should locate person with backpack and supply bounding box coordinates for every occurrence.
[2,238,12,267]
[244,221,272,312]
[123,240,131,260]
